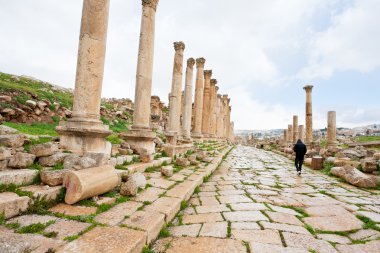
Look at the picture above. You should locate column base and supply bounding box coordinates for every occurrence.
[56,119,112,156]
[163,143,193,158]
[191,132,203,142]
[122,127,156,158]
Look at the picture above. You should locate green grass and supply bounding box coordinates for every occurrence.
[141,246,155,253]
[4,122,58,136]
[194,186,200,194]
[356,215,380,232]
[52,162,64,171]
[355,136,380,143]
[0,72,73,108]
[180,200,188,210]
[321,161,334,176]
[17,221,54,234]
[158,224,171,238]
[106,134,122,145]
[23,136,53,152]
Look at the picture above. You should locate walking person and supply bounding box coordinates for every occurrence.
[293,139,307,176]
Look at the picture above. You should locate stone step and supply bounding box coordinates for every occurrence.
[0,192,30,219]
[19,185,64,202]
[0,169,38,186]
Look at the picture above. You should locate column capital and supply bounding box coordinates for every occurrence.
[142,0,159,11]
[174,41,185,51]
[210,79,217,85]
[187,58,195,68]
[303,85,314,93]
[215,86,219,91]
[196,57,205,68]
[217,94,222,99]
[204,70,212,78]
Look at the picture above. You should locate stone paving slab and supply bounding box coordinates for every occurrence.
[94,201,142,226]
[232,229,282,245]
[7,214,58,227]
[169,224,202,237]
[199,222,228,238]
[223,211,269,222]
[303,214,363,232]
[153,237,247,253]
[49,203,97,216]
[122,210,165,244]
[57,226,146,253]
[44,219,91,240]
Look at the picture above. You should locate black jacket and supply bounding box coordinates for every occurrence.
[293,139,307,159]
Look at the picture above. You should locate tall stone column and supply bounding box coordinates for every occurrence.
[125,0,159,158]
[287,124,293,146]
[192,58,206,138]
[216,94,223,138]
[283,129,288,147]
[293,115,298,143]
[56,0,111,155]
[202,70,212,136]
[209,79,217,137]
[182,58,195,140]
[303,85,314,146]
[298,125,304,142]
[226,105,232,140]
[327,111,337,148]
[222,95,229,139]
[167,41,185,137]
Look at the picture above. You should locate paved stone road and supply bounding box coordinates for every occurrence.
[153,145,380,253]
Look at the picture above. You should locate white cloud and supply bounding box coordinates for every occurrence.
[0,0,378,130]
[298,0,380,79]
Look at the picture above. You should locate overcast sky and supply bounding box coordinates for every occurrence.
[0,0,379,130]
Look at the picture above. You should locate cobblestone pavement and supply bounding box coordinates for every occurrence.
[153,145,380,253]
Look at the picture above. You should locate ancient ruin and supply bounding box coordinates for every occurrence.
[1,1,379,253]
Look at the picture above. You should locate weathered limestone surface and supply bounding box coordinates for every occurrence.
[331,166,378,188]
[182,58,195,140]
[124,0,159,156]
[167,41,185,136]
[192,58,206,137]
[0,192,30,219]
[293,115,298,143]
[327,111,337,148]
[63,165,119,204]
[304,85,313,145]
[202,70,212,136]
[58,227,146,253]
[0,169,38,185]
[56,0,111,155]
[209,79,217,137]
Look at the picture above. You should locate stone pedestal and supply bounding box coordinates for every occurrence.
[125,0,159,159]
[311,157,324,170]
[56,0,111,156]
[327,111,337,148]
[292,115,298,144]
[304,85,314,146]
[163,143,193,158]
[192,58,206,139]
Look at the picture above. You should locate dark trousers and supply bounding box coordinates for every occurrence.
[295,157,304,172]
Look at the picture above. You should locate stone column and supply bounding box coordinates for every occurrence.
[209,79,217,137]
[293,115,298,143]
[303,85,314,146]
[192,58,206,138]
[182,58,195,140]
[298,125,304,142]
[167,41,185,137]
[287,124,293,146]
[56,0,111,155]
[125,0,159,158]
[222,95,229,139]
[327,111,337,148]
[283,129,288,147]
[202,70,212,136]
[227,105,232,140]
[216,94,223,138]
